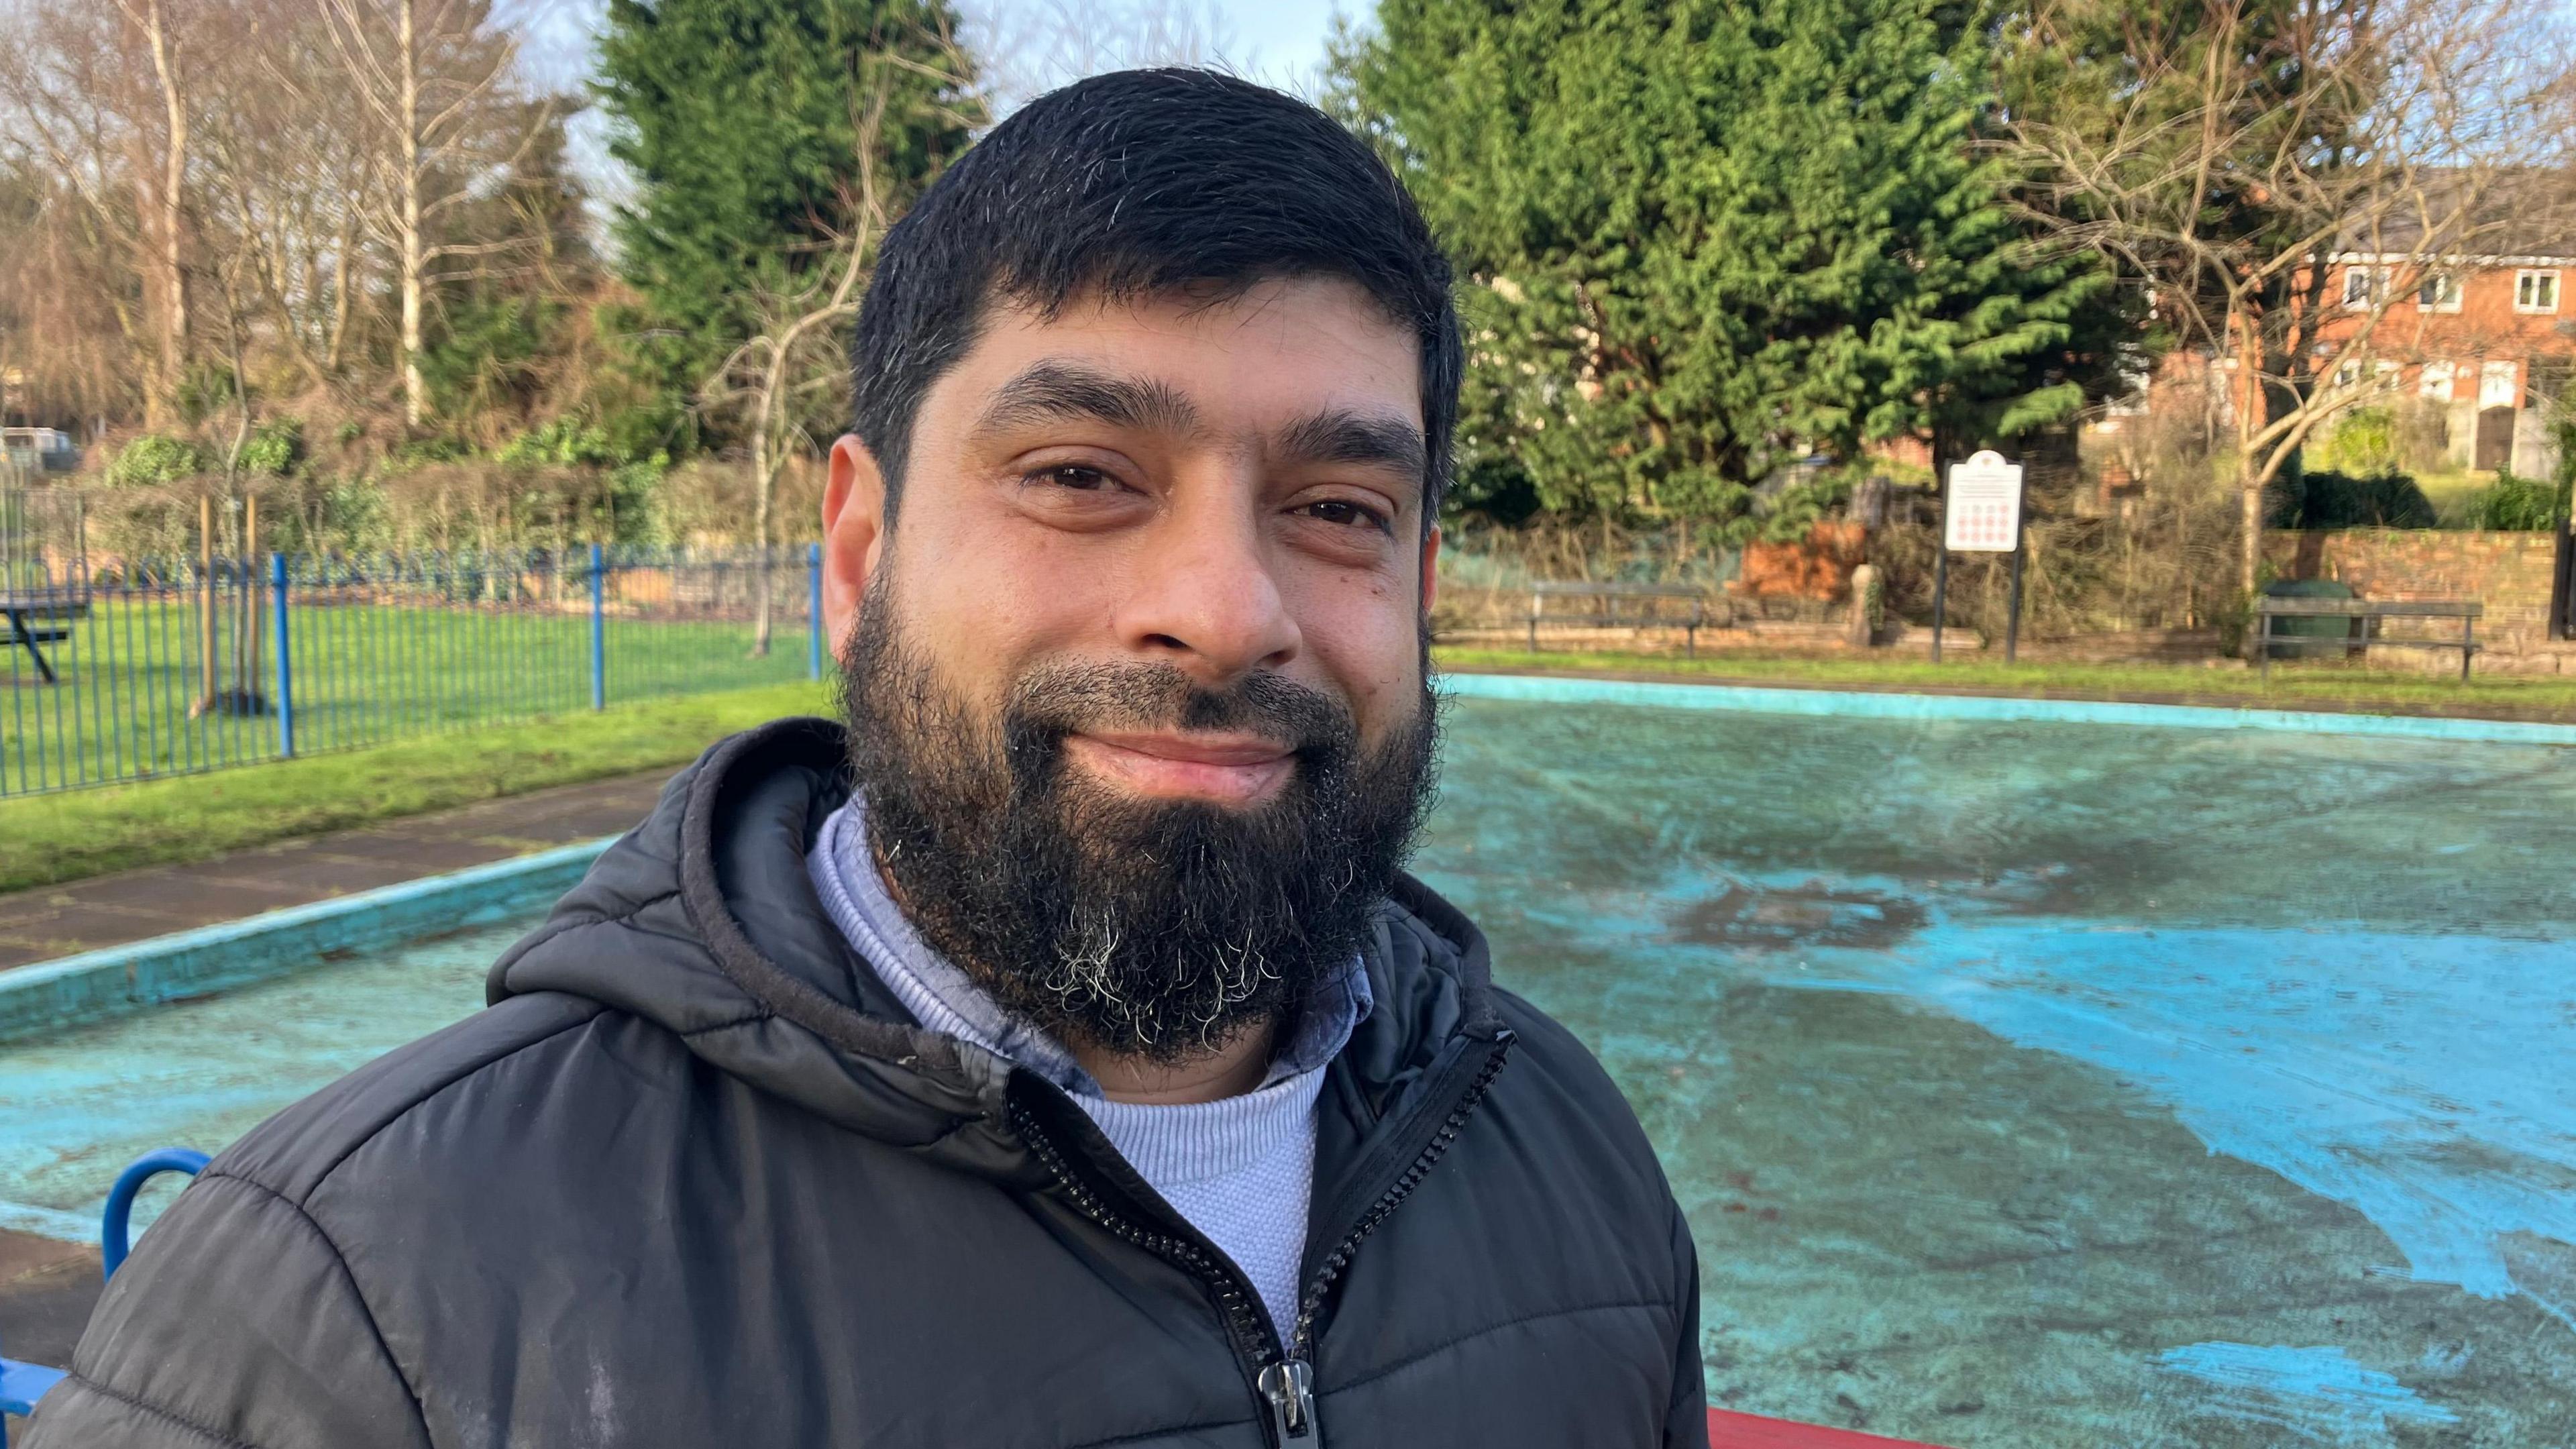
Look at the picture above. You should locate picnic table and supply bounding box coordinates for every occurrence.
[1,591,87,685]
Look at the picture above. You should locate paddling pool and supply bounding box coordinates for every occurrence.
[5,678,2573,1446]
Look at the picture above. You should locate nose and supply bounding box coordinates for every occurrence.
[1112,508,1301,685]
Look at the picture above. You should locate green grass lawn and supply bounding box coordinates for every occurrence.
[1434,646,2576,719]
[0,680,827,894]
[2415,466,2498,527]
[3,592,818,795]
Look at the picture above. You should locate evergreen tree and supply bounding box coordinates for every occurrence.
[596,0,976,450]
[1344,0,2121,530]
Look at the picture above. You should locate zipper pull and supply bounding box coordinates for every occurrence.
[1258,1359,1318,1442]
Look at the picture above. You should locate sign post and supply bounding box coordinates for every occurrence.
[1937,450,2025,662]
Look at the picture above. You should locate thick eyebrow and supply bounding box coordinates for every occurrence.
[969,360,1201,439]
[1274,409,1429,489]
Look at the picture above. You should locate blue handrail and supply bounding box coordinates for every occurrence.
[2,1147,207,1442]
[101,1147,210,1279]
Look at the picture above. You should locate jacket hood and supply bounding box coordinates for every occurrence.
[488,717,1507,1179]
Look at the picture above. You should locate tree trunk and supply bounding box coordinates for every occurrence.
[396,0,425,427]
[749,415,774,659]
[2239,462,2264,600]
[128,0,189,424]
[327,210,358,375]
[2235,311,2266,606]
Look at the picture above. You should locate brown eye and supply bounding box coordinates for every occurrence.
[1037,465,1114,490]
[1303,498,1391,533]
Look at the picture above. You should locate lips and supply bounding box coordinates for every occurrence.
[1062,730,1297,805]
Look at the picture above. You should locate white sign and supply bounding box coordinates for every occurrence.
[1943,450,2024,553]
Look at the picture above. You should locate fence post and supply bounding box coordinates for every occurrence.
[589,543,606,712]
[270,552,294,758]
[807,543,824,681]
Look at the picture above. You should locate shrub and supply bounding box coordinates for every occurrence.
[2461,470,2566,531]
[103,433,207,488]
[2313,407,2401,476]
[2269,468,2437,529]
[237,419,305,478]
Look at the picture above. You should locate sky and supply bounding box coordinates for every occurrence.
[519,0,1362,226]
[521,1,1355,96]
[1195,0,1349,83]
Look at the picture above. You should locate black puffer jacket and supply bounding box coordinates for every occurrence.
[32,718,1705,1448]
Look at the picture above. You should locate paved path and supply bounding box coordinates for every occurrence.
[0,1227,93,1377]
[0,770,669,972]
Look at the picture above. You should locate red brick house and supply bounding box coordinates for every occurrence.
[2318,237,2576,473]
[2300,171,2576,472]
[2111,172,2576,480]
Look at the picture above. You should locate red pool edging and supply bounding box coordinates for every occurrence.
[1709,1407,1953,1448]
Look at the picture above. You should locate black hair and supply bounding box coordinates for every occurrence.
[849,68,1461,528]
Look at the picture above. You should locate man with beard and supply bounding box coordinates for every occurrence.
[29,71,1704,1448]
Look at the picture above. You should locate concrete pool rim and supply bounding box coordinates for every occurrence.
[0,839,617,1052]
[1439,669,2576,745]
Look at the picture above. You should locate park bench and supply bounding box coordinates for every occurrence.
[2255,596,2482,683]
[1,1148,207,1444]
[1,595,88,686]
[1527,582,1719,657]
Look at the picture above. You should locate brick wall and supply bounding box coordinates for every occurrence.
[2265,529,2560,640]
[1735,521,1867,601]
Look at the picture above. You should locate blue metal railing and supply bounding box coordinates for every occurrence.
[1,547,826,797]
[0,1148,208,1441]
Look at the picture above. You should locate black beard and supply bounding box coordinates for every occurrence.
[836,578,1440,1065]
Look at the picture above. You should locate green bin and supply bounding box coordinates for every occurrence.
[2263,577,2361,660]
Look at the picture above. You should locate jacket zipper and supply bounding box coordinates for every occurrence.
[1008,1028,1515,1447]
[1006,1092,1284,1386]
[1266,1030,1514,1441]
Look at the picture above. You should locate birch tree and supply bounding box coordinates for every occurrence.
[317,0,544,425]
[0,0,213,423]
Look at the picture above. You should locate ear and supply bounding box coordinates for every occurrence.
[1418,523,1441,619]
[822,433,889,661]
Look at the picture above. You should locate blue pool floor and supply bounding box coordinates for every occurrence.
[6,693,2575,1446]
[0,924,508,1239]
[1422,697,2576,1446]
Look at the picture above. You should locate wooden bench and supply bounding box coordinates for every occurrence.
[1527,582,1719,657]
[1,594,87,685]
[2255,597,2481,682]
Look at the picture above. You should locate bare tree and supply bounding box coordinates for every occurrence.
[703,77,898,658]
[2015,0,2576,598]
[317,0,546,425]
[197,0,384,397]
[0,0,215,423]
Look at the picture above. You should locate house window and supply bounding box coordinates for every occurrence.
[2516,270,2560,314]
[2342,266,2389,309]
[2421,361,2457,401]
[2334,359,2363,389]
[2480,360,2520,409]
[2528,360,2571,411]
[2418,272,2463,312]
